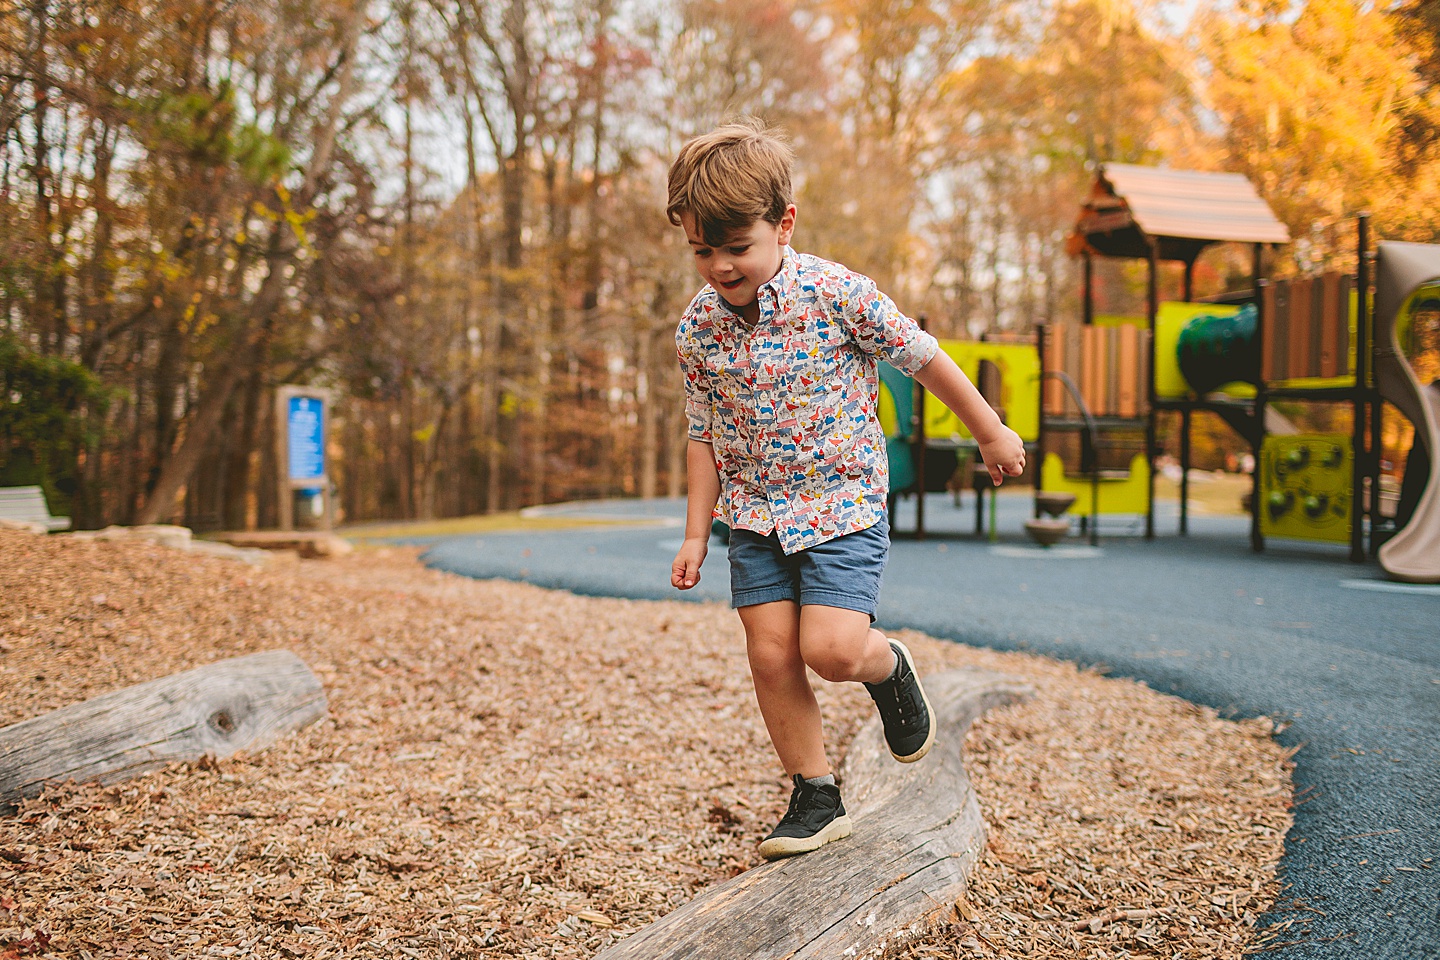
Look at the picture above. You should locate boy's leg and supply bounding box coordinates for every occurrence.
[797,605,896,685]
[738,600,828,778]
[799,604,936,764]
[740,600,854,859]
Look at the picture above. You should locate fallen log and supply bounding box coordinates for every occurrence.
[0,650,327,809]
[593,668,1033,960]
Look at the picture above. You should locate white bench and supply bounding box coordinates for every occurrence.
[0,485,71,531]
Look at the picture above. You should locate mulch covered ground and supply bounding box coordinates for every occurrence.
[0,529,1294,958]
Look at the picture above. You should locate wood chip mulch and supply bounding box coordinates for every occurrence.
[0,529,1294,958]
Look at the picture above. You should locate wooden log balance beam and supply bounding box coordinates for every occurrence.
[0,650,327,810]
[594,669,1033,960]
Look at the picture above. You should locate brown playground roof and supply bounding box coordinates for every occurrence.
[1069,163,1291,262]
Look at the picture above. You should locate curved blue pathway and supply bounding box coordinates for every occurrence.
[415,493,1439,958]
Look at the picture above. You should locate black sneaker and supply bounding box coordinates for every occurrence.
[758,774,853,860]
[864,639,936,763]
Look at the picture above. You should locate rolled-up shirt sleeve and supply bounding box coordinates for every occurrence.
[676,320,713,442]
[840,275,938,375]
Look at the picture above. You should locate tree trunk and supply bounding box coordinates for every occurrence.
[224,345,267,530]
[419,396,454,520]
[28,0,59,355]
[119,373,142,520]
[637,325,658,499]
[665,406,684,499]
[132,225,288,526]
[143,318,186,508]
[344,407,365,524]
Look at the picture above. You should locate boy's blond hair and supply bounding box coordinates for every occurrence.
[666,118,794,246]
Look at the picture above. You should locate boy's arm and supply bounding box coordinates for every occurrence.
[672,439,721,589]
[838,277,1021,484]
[913,350,1027,486]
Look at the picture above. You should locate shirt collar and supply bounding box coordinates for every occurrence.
[712,246,799,320]
[764,246,800,302]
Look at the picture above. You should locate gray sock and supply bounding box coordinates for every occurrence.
[803,773,836,787]
[864,647,902,690]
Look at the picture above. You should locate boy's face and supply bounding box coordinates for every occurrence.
[681,205,795,322]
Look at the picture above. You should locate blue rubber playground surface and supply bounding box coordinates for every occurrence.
[412,491,1440,958]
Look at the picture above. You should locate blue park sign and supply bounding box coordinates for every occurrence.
[287,394,326,482]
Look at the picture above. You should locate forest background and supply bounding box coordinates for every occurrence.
[2,0,1438,531]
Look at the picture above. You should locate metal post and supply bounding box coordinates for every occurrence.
[1252,278,1268,553]
[1179,408,1191,536]
[1175,250,1195,537]
[1355,213,1373,561]
[1082,252,1094,326]
[1252,243,1267,553]
[1145,239,1159,539]
[989,481,998,543]
[915,315,928,541]
[1034,324,1047,517]
[974,475,985,536]
[275,390,292,532]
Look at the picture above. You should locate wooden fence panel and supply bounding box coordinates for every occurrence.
[1067,325,1084,417]
[1261,273,1353,382]
[1319,272,1349,377]
[1080,326,1099,415]
[1288,277,1312,381]
[1117,326,1140,418]
[1269,281,1290,381]
[1042,324,1149,419]
[1045,328,1067,417]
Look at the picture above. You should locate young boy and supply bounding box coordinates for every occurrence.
[667,119,1026,860]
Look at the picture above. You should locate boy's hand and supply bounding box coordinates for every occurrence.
[671,536,708,589]
[977,426,1027,486]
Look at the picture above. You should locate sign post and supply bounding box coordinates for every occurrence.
[275,386,333,531]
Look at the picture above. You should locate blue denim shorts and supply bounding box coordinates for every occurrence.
[727,516,889,620]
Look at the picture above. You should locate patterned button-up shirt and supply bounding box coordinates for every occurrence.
[677,248,939,553]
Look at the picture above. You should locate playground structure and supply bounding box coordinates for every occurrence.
[1372,243,1440,582]
[879,335,1040,537]
[881,164,1440,582]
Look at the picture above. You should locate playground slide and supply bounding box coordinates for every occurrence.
[1374,242,1440,583]
[1377,381,1440,582]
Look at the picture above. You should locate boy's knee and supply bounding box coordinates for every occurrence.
[809,656,862,685]
[801,638,866,684]
[746,630,801,672]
